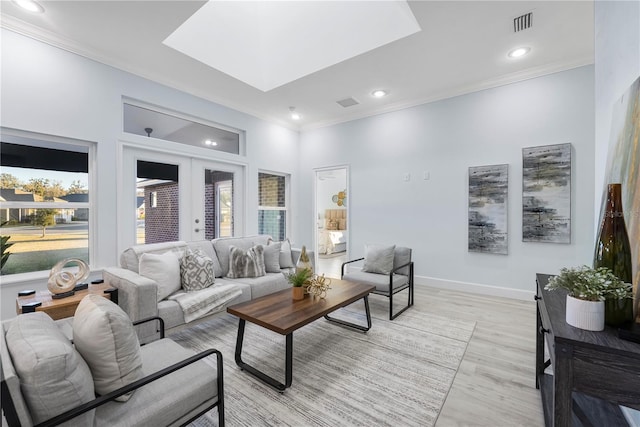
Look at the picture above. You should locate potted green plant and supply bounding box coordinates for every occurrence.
[545,266,627,331]
[286,268,313,301]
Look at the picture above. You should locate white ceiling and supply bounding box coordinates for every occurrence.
[1,1,594,131]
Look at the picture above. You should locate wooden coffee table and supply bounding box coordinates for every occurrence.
[226,279,375,391]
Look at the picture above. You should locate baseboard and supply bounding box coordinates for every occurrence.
[415,275,535,301]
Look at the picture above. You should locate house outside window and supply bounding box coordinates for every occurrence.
[1,139,91,275]
[258,172,288,241]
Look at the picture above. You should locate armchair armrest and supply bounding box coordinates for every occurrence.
[103,267,159,343]
[391,261,413,275]
[133,316,165,340]
[36,348,224,427]
[341,258,364,278]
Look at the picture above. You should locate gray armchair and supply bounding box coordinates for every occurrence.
[341,246,414,320]
[1,313,224,427]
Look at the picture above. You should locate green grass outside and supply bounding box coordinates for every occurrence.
[1,249,89,275]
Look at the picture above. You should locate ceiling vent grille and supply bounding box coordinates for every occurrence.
[513,12,532,32]
[336,97,360,108]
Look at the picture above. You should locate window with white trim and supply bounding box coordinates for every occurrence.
[1,139,91,275]
[258,172,288,241]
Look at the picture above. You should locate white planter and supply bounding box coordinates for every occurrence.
[565,295,605,331]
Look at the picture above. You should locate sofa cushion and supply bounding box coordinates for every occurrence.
[73,295,143,402]
[180,248,215,291]
[6,312,95,426]
[139,251,182,301]
[227,245,266,278]
[94,338,219,427]
[362,244,396,275]
[232,273,289,299]
[120,241,188,273]
[263,241,282,273]
[158,299,186,330]
[212,235,270,277]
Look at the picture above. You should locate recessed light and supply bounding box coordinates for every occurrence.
[11,0,44,13]
[204,139,218,146]
[508,47,530,58]
[289,106,301,120]
[372,90,388,98]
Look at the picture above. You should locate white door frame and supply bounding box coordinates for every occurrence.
[118,142,246,254]
[313,165,350,268]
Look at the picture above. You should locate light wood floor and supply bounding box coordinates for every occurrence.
[408,285,544,427]
[316,261,544,426]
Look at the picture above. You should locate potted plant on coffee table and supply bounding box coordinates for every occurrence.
[286,268,313,301]
[545,265,619,331]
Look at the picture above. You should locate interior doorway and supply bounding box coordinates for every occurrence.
[314,166,349,279]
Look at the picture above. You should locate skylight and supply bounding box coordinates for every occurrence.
[163,1,421,92]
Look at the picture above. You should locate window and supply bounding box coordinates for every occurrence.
[123,103,242,155]
[1,140,91,275]
[258,172,288,241]
[136,160,179,244]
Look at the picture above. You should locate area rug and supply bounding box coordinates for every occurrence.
[173,297,476,427]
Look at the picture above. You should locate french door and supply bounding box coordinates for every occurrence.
[120,147,245,253]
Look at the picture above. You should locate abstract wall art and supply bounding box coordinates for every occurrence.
[468,164,508,255]
[522,143,572,243]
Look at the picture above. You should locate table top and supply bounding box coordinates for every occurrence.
[536,273,640,355]
[227,279,375,335]
[16,283,113,314]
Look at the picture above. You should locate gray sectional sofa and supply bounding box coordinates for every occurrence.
[104,235,313,342]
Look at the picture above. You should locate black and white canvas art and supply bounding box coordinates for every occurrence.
[468,164,508,255]
[522,143,571,243]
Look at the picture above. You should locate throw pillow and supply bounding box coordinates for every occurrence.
[6,312,95,425]
[180,248,215,291]
[362,244,396,275]
[73,294,143,402]
[263,241,282,273]
[139,251,181,301]
[268,238,295,268]
[227,245,266,278]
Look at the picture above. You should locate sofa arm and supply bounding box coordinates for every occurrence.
[103,267,159,343]
[291,248,315,271]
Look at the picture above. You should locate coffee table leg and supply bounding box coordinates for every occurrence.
[234,319,293,392]
[324,295,372,332]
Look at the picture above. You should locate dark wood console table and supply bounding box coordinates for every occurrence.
[536,273,640,427]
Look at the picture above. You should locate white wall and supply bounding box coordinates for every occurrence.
[594,1,640,218]
[0,29,300,319]
[594,2,640,425]
[298,66,595,298]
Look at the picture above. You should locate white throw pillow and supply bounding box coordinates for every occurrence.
[362,244,396,275]
[73,294,143,401]
[263,241,282,273]
[269,238,295,268]
[139,251,181,301]
[180,248,215,291]
[6,312,95,425]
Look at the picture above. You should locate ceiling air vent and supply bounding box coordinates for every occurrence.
[336,97,360,108]
[513,12,532,32]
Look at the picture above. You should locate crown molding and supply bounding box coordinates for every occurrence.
[300,56,594,132]
[0,15,301,132]
[2,14,591,134]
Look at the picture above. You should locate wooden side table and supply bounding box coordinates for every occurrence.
[16,283,118,320]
